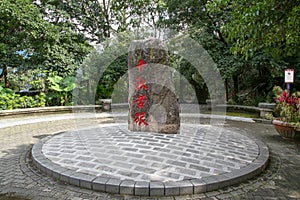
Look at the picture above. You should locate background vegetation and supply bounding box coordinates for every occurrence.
[0,0,299,109]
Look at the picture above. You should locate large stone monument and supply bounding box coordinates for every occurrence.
[128,39,180,134]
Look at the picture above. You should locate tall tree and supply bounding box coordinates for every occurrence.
[37,0,165,43]
[207,0,299,97]
[163,0,292,104]
[209,0,300,60]
[0,0,47,87]
[0,0,92,88]
[162,0,244,101]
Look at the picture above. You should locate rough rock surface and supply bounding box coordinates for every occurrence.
[128,39,180,134]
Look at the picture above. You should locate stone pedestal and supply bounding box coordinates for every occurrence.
[128,39,180,134]
[258,102,276,118]
[100,99,112,111]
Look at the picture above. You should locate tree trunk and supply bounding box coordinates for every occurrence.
[3,65,9,88]
[179,74,184,103]
[232,75,239,102]
[190,79,208,104]
[225,78,229,102]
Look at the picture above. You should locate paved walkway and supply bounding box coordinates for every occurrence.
[0,113,299,199]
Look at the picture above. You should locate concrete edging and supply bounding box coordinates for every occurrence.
[31,133,269,197]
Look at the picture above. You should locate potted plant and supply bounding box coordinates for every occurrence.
[270,86,300,139]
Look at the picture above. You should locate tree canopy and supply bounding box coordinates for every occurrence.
[1,0,299,107]
[208,0,300,61]
[37,0,166,43]
[0,0,92,77]
[162,0,296,103]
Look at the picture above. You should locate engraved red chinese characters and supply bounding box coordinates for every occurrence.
[135,94,147,109]
[134,112,148,126]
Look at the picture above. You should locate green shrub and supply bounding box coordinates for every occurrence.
[0,86,46,110]
[47,75,76,106]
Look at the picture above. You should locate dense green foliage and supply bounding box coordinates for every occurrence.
[0,0,91,109]
[0,0,299,108]
[0,86,45,110]
[208,0,300,60]
[47,75,76,106]
[37,0,165,42]
[0,0,92,75]
[76,32,133,104]
[162,0,299,105]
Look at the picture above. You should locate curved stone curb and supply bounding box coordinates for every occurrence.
[31,132,269,197]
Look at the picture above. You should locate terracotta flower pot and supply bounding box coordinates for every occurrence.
[272,119,300,139]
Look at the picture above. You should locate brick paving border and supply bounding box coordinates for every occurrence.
[31,124,269,197]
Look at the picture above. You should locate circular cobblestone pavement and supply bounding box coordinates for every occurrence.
[32,123,268,196]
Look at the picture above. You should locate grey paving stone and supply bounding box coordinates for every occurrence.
[59,170,74,183]
[59,158,78,165]
[79,174,95,189]
[189,164,210,172]
[75,156,94,161]
[114,162,133,169]
[182,153,192,157]
[134,166,156,174]
[180,157,200,164]
[207,153,224,160]
[144,155,164,162]
[175,168,196,176]
[164,182,180,196]
[159,153,178,159]
[118,170,140,178]
[120,180,135,195]
[177,180,193,195]
[186,149,200,154]
[150,182,165,196]
[143,138,159,142]
[110,155,129,161]
[130,158,146,165]
[122,147,137,152]
[125,152,144,158]
[148,142,165,147]
[50,165,68,180]
[139,149,155,154]
[135,181,150,196]
[190,179,206,194]
[106,178,121,194]
[77,161,97,168]
[92,176,110,192]
[203,176,224,192]
[68,173,81,186]
[37,159,51,174]
[167,160,186,168]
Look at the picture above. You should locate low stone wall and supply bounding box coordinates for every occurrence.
[0,105,102,117]
[215,103,275,120]
[258,103,276,118]
[215,104,260,113]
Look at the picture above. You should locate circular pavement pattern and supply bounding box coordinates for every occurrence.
[32,123,269,197]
